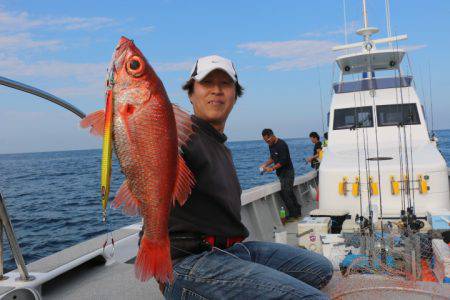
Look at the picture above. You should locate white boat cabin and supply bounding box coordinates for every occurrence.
[319,31,450,218]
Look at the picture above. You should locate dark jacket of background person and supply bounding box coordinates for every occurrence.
[269,138,294,176]
[311,141,322,170]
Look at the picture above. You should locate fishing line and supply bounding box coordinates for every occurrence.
[396,43,412,213]
[317,66,325,134]
[404,53,417,212]
[351,72,364,218]
[393,64,406,212]
[394,34,414,222]
[356,74,372,220]
[366,44,385,242]
[428,62,435,136]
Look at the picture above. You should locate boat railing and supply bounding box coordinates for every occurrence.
[0,193,34,282]
[240,170,318,242]
[333,75,412,94]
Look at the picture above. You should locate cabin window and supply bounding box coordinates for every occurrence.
[333,106,373,130]
[376,104,420,126]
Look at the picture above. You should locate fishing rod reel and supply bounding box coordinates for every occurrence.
[355,214,370,230]
[399,208,424,235]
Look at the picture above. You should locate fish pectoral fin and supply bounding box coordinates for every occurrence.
[172,104,195,152]
[172,154,195,206]
[111,180,141,216]
[80,109,105,137]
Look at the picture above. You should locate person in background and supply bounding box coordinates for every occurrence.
[323,132,328,147]
[159,55,332,299]
[260,129,302,219]
[306,131,322,170]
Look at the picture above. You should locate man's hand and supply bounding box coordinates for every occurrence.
[264,166,274,172]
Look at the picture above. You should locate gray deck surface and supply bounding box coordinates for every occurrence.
[27,228,138,273]
[44,262,164,300]
[0,286,14,294]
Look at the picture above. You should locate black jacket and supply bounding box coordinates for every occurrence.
[168,116,249,238]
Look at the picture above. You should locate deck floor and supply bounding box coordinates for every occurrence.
[44,261,164,300]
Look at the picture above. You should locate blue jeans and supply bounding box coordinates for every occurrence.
[164,241,333,299]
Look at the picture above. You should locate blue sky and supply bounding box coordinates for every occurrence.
[1,0,449,154]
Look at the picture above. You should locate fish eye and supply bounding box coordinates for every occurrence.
[129,59,140,70]
[126,56,145,77]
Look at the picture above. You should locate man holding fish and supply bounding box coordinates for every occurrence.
[82,37,333,299]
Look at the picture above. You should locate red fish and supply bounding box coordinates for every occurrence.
[81,36,195,283]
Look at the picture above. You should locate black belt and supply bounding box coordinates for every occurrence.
[169,233,211,260]
[169,233,244,260]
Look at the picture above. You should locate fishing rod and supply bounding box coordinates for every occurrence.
[365,42,389,264]
[0,76,86,119]
[390,34,424,237]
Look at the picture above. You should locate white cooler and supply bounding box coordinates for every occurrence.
[298,217,331,253]
[432,239,450,283]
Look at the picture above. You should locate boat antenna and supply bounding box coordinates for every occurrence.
[362,0,369,29]
[317,66,325,134]
[385,0,392,47]
[343,0,348,48]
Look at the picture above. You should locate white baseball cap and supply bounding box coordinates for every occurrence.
[189,55,238,82]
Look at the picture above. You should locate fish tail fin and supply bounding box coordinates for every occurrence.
[172,154,195,206]
[135,235,173,283]
[111,180,140,216]
[80,109,105,136]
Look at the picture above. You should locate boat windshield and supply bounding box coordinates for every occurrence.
[333,106,373,130]
[376,103,420,126]
[333,76,412,94]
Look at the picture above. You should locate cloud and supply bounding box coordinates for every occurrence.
[140,26,155,33]
[404,44,427,52]
[238,37,427,72]
[302,21,359,38]
[0,9,117,32]
[0,54,107,82]
[238,40,337,71]
[0,33,62,51]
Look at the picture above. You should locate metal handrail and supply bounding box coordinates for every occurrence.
[0,193,34,281]
[0,76,86,119]
[0,75,86,281]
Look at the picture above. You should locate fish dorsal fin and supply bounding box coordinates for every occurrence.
[172,153,195,206]
[172,104,195,152]
[111,180,141,216]
[80,109,105,137]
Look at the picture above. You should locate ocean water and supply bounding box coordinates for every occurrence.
[0,130,449,272]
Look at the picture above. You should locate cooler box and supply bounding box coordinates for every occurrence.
[427,210,450,231]
[309,209,350,233]
[432,239,450,283]
[298,217,331,253]
[341,219,359,233]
